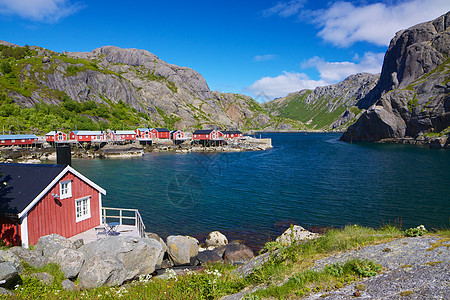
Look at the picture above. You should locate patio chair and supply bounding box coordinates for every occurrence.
[96,218,120,237]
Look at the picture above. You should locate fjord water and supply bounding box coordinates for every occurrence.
[72,133,450,248]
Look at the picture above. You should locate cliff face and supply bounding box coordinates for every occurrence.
[341,12,450,142]
[262,73,379,130]
[0,43,283,131]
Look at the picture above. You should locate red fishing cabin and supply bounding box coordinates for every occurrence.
[0,134,39,146]
[0,163,106,247]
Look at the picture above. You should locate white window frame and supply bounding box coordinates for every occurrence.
[60,180,72,199]
[75,196,91,222]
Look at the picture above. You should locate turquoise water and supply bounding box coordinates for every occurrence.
[72,133,450,248]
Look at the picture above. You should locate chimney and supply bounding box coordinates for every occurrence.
[56,145,72,166]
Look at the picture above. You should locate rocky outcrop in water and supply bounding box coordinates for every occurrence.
[341,12,450,145]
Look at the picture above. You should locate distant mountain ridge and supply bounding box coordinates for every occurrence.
[262,73,379,130]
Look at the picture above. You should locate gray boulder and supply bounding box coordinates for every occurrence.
[79,236,164,287]
[212,244,228,258]
[166,235,199,266]
[275,225,320,246]
[146,232,168,253]
[223,241,254,264]
[197,250,222,265]
[205,231,228,247]
[429,136,448,149]
[49,248,85,279]
[35,234,75,258]
[0,250,23,273]
[78,255,126,288]
[30,272,54,285]
[62,279,77,291]
[8,247,47,269]
[0,262,18,288]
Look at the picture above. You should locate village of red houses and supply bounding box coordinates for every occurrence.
[0,128,244,147]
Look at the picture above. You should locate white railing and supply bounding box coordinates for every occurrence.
[102,207,146,238]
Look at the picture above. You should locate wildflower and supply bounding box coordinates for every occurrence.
[167,268,178,281]
[417,225,427,231]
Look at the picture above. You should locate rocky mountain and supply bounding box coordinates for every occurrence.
[0,42,300,132]
[341,11,449,144]
[262,73,379,130]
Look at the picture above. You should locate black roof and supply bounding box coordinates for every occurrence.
[193,129,214,134]
[153,128,170,132]
[0,163,66,216]
[222,130,242,134]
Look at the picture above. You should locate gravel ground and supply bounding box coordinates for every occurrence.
[307,236,450,299]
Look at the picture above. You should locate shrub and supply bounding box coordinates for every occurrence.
[66,65,79,75]
[347,259,382,277]
[404,225,427,237]
[1,61,12,74]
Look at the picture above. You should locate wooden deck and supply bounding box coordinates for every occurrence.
[69,225,141,244]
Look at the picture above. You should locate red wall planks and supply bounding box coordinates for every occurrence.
[26,171,101,245]
[0,217,19,246]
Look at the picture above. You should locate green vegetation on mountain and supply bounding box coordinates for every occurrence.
[275,92,349,128]
[0,91,149,133]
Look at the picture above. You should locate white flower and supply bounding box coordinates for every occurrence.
[417,225,427,231]
[167,268,178,281]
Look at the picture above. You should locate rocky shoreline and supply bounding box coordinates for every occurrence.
[377,134,450,149]
[0,137,273,163]
[0,226,313,293]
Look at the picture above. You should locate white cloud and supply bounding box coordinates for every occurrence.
[253,54,278,62]
[302,52,384,82]
[0,0,84,23]
[308,0,450,47]
[246,52,384,100]
[245,71,328,100]
[262,0,306,18]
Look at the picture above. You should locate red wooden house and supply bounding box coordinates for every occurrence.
[221,130,243,139]
[69,131,107,142]
[109,130,137,141]
[45,131,68,143]
[192,129,224,140]
[135,128,151,139]
[150,128,170,139]
[0,163,106,247]
[0,134,39,146]
[170,130,187,140]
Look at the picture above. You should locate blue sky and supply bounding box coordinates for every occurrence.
[1,0,449,101]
